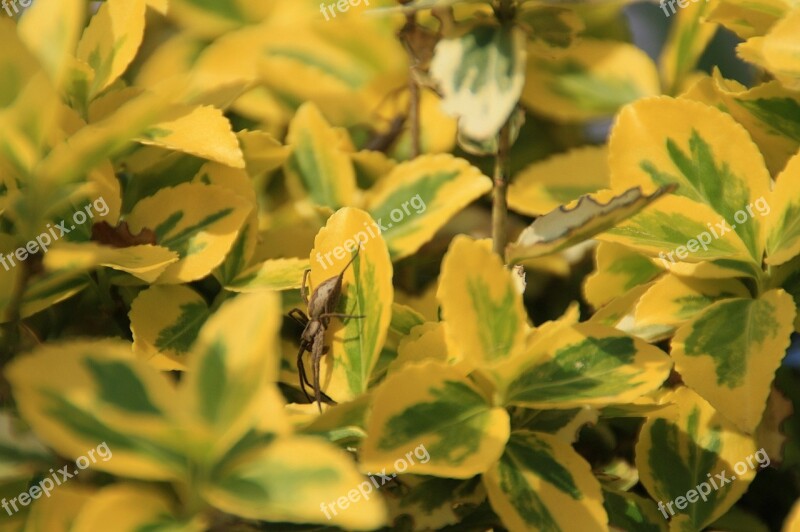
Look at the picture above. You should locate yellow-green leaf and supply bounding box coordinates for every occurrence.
[634,274,750,328]
[671,289,795,432]
[508,146,609,217]
[636,387,759,529]
[507,186,674,264]
[226,258,309,292]
[72,484,204,532]
[43,242,178,283]
[6,340,185,480]
[766,152,800,265]
[707,0,796,39]
[284,102,356,209]
[483,431,607,532]
[129,285,210,371]
[584,242,661,309]
[181,292,282,457]
[603,488,668,532]
[500,323,672,408]
[308,208,393,403]
[75,0,146,99]
[204,436,387,530]
[126,182,251,283]
[659,0,718,94]
[430,24,527,140]
[738,10,800,90]
[361,361,510,478]
[17,0,83,88]
[137,104,245,168]
[363,154,491,260]
[522,39,659,122]
[610,97,771,261]
[438,236,527,366]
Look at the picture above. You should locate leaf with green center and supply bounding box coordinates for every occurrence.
[500,323,672,409]
[126,182,251,283]
[204,436,387,530]
[284,102,356,210]
[523,39,660,122]
[308,208,393,403]
[671,289,795,432]
[129,285,210,371]
[75,0,146,100]
[438,236,526,367]
[659,0,717,94]
[483,431,607,531]
[430,24,527,140]
[181,292,282,457]
[634,274,750,328]
[766,153,800,265]
[6,340,185,480]
[363,154,491,260]
[609,97,771,261]
[361,361,509,478]
[584,242,662,309]
[507,185,674,264]
[598,194,759,277]
[635,387,759,530]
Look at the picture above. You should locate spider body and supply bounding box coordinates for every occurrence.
[288,246,364,411]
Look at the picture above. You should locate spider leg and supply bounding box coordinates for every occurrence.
[320,313,366,320]
[311,334,326,413]
[296,343,312,402]
[288,308,309,327]
[301,269,311,306]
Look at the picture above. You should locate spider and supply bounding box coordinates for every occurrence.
[288,245,364,411]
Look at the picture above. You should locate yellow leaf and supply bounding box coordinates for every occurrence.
[285,102,357,209]
[508,146,609,217]
[43,242,178,283]
[523,39,660,122]
[125,182,252,283]
[361,361,510,478]
[363,154,491,260]
[308,208,393,402]
[76,0,147,99]
[636,387,759,529]
[671,289,795,432]
[438,236,527,366]
[17,0,83,88]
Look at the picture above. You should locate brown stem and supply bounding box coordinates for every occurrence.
[492,122,512,260]
[409,70,421,158]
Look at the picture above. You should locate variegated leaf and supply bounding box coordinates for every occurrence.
[483,431,607,531]
[671,289,795,432]
[361,361,509,478]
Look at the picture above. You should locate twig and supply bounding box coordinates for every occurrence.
[491,121,512,260]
